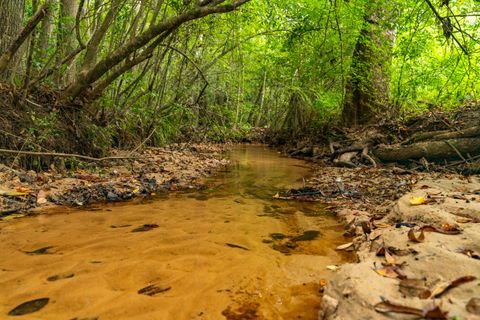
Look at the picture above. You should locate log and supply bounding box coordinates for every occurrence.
[402,126,480,145]
[374,137,480,162]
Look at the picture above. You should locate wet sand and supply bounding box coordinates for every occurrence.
[0,146,351,319]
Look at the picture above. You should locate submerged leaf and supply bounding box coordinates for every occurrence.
[131,224,159,232]
[138,285,171,296]
[8,298,49,316]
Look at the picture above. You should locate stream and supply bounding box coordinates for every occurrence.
[0,145,352,319]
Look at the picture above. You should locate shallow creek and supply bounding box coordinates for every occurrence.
[0,145,352,319]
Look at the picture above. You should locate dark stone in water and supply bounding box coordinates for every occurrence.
[292,230,321,242]
[131,224,159,232]
[262,239,273,244]
[8,298,49,316]
[269,233,286,240]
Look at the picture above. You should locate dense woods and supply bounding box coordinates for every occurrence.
[0,0,479,155]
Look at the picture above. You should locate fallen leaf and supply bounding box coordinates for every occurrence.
[409,195,427,205]
[430,276,476,298]
[335,242,354,251]
[385,250,396,265]
[47,273,74,282]
[15,187,32,193]
[421,224,461,235]
[408,228,425,243]
[138,284,171,296]
[374,300,422,316]
[422,303,448,319]
[326,265,340,271]
[0,189,28,197]
[24,246,54,255]
[375,300,447,319]
[399,279,431,299]
[466,297,480,315]
[458,249,480,260]
[8,298,49,316]
[374,265,406,279]
[131,224,159,232]
[226,243,249,251]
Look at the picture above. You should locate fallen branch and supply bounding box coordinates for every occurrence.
[0,148,138,162]
[374,137,480,162]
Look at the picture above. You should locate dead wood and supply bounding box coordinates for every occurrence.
[402,126,480,145]
[374,137,480,162]
[0,148,138,162]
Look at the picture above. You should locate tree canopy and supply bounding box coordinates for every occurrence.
[0,0,479,147]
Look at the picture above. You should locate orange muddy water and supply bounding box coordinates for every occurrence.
[0,146,351,320]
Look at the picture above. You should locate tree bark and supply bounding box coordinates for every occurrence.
[56,0,78,86]
[0,0,25,81]
[374,137,480,162]
[342,1,395,126]
[38,0,56,53]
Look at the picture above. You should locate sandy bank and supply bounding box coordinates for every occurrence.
[313,169,480,319]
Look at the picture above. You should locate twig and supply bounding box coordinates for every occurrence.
[0,149,138,162]
[361,147,377,168]
[444,140,467,162]
[128,128,156,157]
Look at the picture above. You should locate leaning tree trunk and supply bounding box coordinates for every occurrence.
[342,1,395,126]
[56,0,77,86]
[0,0,25,81]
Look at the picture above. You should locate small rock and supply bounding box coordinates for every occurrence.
[318,295,338,320]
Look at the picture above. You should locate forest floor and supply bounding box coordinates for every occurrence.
[0,144,228,216]
[303,167,480,320]
[272,107,480,319]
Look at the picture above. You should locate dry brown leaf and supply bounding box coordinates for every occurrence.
[399,279,431,299]
[385,250,396,265]
[374,300,422,316]
[421,224,461,235]
[374,265,406,279]
[408,228,425,243]
[375,300,448,319]
[458,249,480,260]
[430,276,477,298]
[336,242,354,251]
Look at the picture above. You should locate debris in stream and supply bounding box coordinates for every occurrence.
[23,246,55,255]
[8,298,50,316]
[131,224,159,232]
[221,302,262,320]
[137,284,172,296]
[291,230,321,241]
[225,243,249,251]
[47,273,75,282]
[269,233,286,240]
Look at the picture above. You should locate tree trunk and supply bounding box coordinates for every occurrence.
[342,1,395,126]
[56,0,77,86]
[0,0,25,81]
[38,0,56,53]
